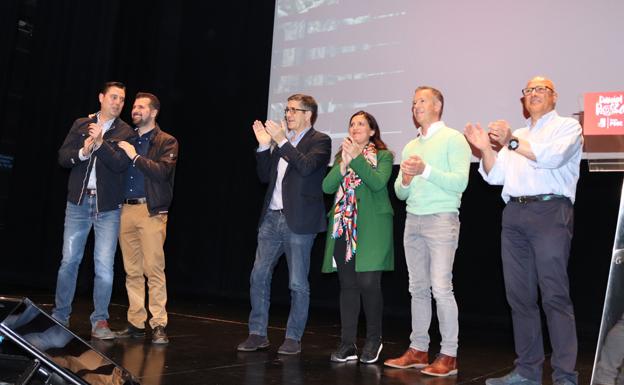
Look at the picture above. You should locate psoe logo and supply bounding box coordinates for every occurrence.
[598,117,623,128]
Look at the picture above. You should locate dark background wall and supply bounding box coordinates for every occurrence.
[0,0,620,335]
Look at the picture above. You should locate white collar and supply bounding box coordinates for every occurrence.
[418,120,444,139]
[526,109,557,130]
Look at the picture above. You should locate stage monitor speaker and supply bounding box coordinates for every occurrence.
[0,296,140,385]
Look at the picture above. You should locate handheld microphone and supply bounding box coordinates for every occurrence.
[87,111,101,155]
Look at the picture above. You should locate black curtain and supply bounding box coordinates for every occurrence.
[0,0,275,297]
[0,0,20,134]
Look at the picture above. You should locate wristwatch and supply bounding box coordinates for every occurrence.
[508,137,519,151]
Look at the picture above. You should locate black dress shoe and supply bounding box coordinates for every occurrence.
[115,324,146,339]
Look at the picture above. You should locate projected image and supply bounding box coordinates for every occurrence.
[267,0,624,162]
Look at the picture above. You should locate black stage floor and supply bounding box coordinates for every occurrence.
[0,292,598,385]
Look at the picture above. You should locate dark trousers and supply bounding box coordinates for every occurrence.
[334,236,383,344]
[501,199,578,384]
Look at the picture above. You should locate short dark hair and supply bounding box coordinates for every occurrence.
[101,81,125,94]
[415,86,444,118]
[135,92,161,113]
[287,94,318,125]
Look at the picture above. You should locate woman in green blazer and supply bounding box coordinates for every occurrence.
[322,110,394,364]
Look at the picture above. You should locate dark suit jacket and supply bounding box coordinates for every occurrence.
[256,127,332,234]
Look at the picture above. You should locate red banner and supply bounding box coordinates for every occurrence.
[583,91,624,135]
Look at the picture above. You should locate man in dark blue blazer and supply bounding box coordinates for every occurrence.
[237,94,331,355]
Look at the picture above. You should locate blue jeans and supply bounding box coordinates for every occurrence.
[404,212,460,357]
[248,210,316,341]
[52,197,120,327]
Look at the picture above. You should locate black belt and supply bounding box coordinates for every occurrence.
[124,197,147,205]
[509,194,567,204]
[84,189,96,196]
[269,208,283,214]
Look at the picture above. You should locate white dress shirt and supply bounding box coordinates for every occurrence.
[257,127,312,210]
[80,115,115,190]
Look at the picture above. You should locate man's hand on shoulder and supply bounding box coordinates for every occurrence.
[118,141,137,160]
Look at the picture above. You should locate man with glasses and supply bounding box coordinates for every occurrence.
[237,94,331,355]
[465,76,583,385]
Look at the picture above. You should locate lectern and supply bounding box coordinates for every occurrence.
[584,90,624,385]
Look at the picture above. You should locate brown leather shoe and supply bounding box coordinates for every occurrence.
[384,347,428,369]
[420,353,457,377]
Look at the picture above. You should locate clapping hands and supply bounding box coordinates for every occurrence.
[464,120,512,150]
[252,119,287,146]
[400,155,425,185]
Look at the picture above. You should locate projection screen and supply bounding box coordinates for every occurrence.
[266,0,624,163]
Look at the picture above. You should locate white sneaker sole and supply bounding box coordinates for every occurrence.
[330,354,358,363]
[360,343,383,364]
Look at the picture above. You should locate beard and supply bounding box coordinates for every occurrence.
[132,115,147,126]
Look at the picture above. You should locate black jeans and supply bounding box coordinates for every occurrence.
[334,236,383,344]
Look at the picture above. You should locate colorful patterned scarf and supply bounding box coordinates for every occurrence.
[331,142,378,263]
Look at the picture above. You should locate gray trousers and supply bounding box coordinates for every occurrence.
[502,199,578,384]
[404,212,460,357]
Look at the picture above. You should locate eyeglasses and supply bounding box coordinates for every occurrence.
[284,107,310,114]
[521,86,554,96]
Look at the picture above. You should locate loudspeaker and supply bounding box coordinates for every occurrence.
[0,296,140,385]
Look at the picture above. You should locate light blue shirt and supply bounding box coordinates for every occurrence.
[84,115,115,190]
[257,127,312,210]
[479,110,583,203]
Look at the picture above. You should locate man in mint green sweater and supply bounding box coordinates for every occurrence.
[384,86,471,377]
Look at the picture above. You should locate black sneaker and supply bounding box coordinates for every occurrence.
[359,339,383,364]
[115,324,146,339]
[152,325,169,344]
[330,342,358,362]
